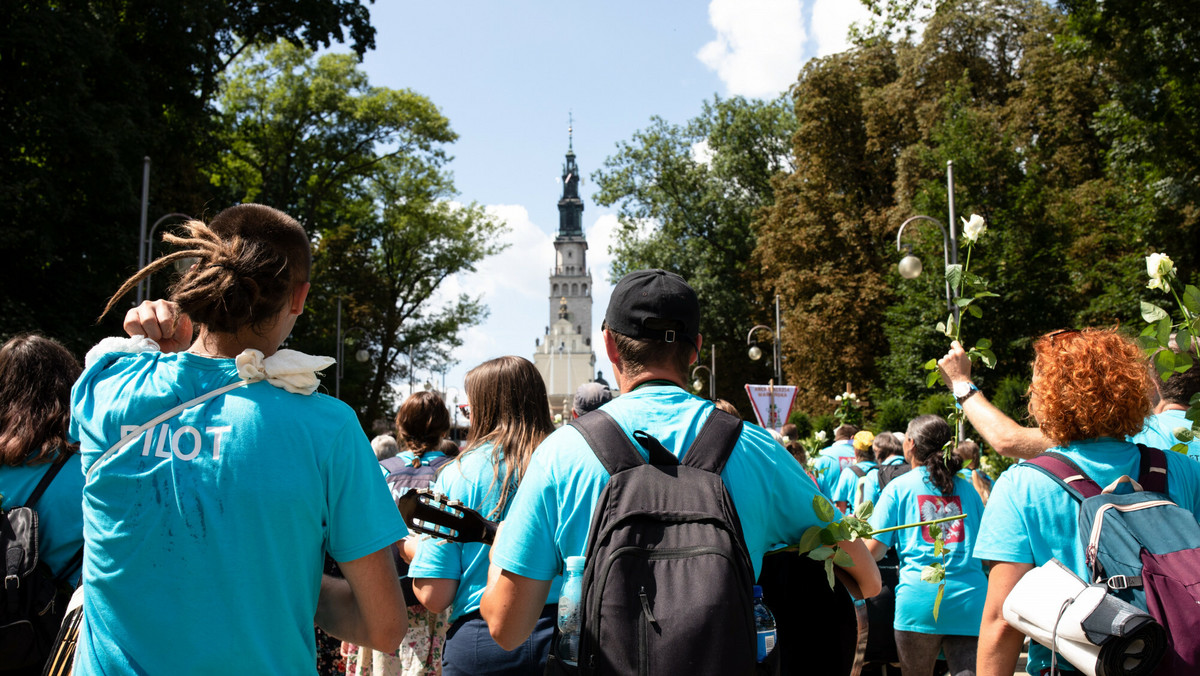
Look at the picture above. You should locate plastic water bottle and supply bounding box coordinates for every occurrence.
[557,555,585,666]
[753,585,777,662]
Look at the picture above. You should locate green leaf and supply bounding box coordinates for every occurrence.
[967,304,983,319]
[1141,323,1159,338]
[1142,301,1170,323]
[1191,393,1200,406]
[935,321,947,335]
[924,358,938,370]
[920,564,945,584]
[832,547,854,567]
[1185,285,1200,314]
[826,522,847,542]
[928,524,942,540]
[797,525,821,553]
[819,528,838,546]
[978,349,997,369]
[945,264,963,290]
[974,291,999,299]
[1158,318,1172,347]
[813,495,835,523]
[1171,443,1190,454]
[808,545,835,561]
[825,558,835,589]
[1177,330,1193,356]
[1173,351,1194,373]
[1156,349,1176,382]
[934,537,944,557]
[955,297,974,308]
[933,583,945,622]
[926,369,942,388]
[975,338,991,350]
[856,501,874,520]
[1137,334,1161,352]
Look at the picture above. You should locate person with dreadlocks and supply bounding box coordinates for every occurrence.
[71,204,408,672]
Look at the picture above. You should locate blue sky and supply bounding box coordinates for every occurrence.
[353,0,871,402]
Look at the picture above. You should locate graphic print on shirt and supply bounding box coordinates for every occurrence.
[918,495,963,543]
[120,423,232,462]
[838,456,854,470]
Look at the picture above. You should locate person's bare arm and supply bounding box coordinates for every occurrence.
[864,538,889,562]
[412,578,458,614]
[123,300,193,352]
[315,548,407,652]
[480,565,554,650]
[938,341,1051,460]
[837,538,882,598]
[978,561,1033,676]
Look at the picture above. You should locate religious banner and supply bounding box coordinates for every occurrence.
[744,384,798,432]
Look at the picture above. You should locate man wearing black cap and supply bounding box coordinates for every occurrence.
[481,269,881,650]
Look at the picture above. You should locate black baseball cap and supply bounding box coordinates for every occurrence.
[603,269,700,344]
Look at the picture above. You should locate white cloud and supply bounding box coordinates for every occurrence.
[810,0,873,57]
[697,0,807,98]
[691,139,714,167]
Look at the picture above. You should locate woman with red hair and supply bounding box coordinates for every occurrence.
[974,329,1200,676]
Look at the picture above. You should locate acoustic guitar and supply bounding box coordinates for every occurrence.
[397,488,869,676]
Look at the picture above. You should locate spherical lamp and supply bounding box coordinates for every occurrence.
[748,345,763,361]
[355,348,370,363]
[692,378,704,392]
[898,254,923,280]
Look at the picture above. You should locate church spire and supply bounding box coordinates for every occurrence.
[558,115,584,237]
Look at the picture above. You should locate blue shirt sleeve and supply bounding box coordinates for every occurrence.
[973,468,1035,564]
[868,480,901,549]
[326,421,409,563]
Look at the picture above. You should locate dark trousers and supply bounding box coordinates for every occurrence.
[442,604,556,676]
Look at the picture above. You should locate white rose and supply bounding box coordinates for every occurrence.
[848,393,857,401]
[1146,253,1175,290]
[961,213,987,243]
[834,394,842,402]
[815,430,827,443]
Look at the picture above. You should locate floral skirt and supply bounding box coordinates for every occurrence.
[344,604,451,676]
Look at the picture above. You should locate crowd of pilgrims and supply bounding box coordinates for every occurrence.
[2,202,1199,676]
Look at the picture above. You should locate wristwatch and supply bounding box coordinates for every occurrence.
[953,381,979,405]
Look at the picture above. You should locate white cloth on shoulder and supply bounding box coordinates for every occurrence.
[235,349,335,396]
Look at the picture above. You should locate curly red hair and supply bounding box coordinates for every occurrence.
[1028,328,1152,446]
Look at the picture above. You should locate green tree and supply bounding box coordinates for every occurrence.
[591,95,796,412]
[210,42,507,426]
[0,0,378,353]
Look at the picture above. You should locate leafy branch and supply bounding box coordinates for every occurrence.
[784,493,966,618]
[1138,253,1200,451]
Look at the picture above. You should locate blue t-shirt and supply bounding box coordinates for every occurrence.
[975,438,1200,674]
[0,453,85,581]
[812,440,857,499]
[490,384,827,583]
[869,466,987,635]
[833,460,877,512]
[860,455,906,509]
[1131,409,1200,460]
[70,349,407,675]
[408,442,562,622]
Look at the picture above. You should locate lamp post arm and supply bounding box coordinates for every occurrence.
[896,215,958,317]
[746,324,772,345]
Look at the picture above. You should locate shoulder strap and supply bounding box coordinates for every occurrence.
[1024,451,1102,500]
[24,451,72,509]
[1135,443,1169,494]
[85,379,248,481]
[570,409,650,476]
[379,456,407,475]
[679,409,742,475]
[850,465,867,478]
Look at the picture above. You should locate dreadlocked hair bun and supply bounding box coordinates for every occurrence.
[100,205,311,333]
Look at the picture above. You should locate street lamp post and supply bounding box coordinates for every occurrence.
[137,211,194,303]
[747,294,782,384]
[895,160,961,325]
[690,345,716,398]
[334,297,370,400]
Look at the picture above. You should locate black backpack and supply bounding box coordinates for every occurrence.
[877,460,911,492]
[552,409,762,676]
[1,454,82,672]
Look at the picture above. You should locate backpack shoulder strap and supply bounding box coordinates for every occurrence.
[850,464,867,478]
[1024,451,1102,500]
[24,452,72,509]
[679,409,743,475]
[379,456,406,475]
[570,409,649,476]
[1135,443,1169,494]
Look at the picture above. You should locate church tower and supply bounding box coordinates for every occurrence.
[534,122,596,414]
